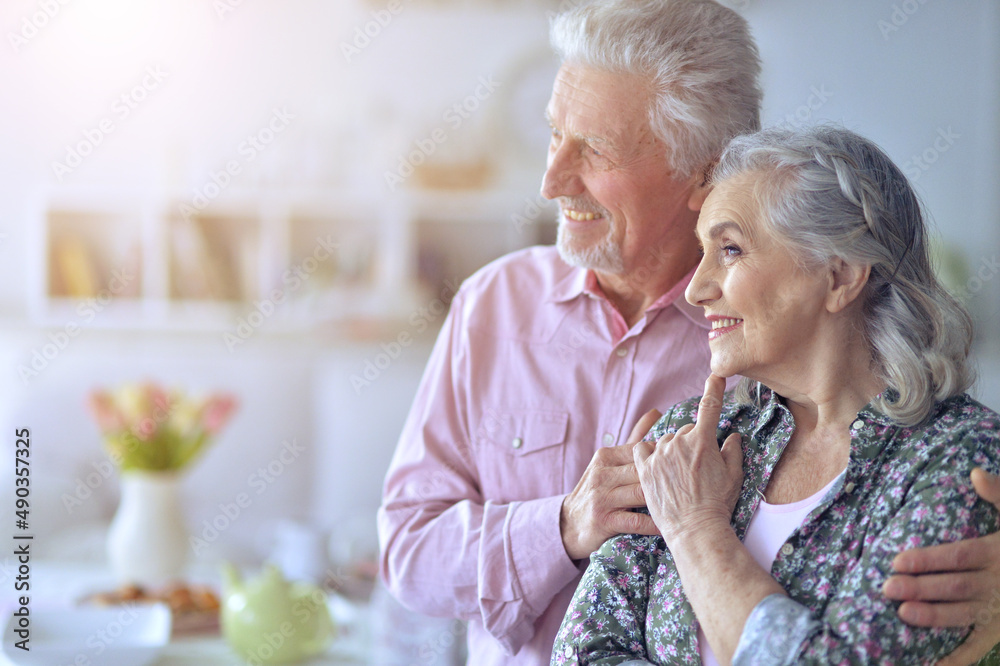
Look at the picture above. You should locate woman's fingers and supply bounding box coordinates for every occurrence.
[696,374,727,435]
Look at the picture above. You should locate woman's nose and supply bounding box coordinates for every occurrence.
[685,257,720,308]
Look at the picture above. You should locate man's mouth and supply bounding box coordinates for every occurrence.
[563,209,603,221]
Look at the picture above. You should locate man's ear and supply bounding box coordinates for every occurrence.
[827,259,871,313]
[687,162,716,212]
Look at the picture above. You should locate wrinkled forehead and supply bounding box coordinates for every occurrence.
[546,63,653,132]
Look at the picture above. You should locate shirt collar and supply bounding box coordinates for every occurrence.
[752,384,899,461]
[547,264,709,330]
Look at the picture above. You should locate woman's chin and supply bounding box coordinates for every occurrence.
[709,359,739,379]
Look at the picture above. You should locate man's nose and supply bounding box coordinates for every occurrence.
[541,142,583,200]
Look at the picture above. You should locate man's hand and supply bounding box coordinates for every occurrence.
[560,409,663,561]
[883,468,1000,666]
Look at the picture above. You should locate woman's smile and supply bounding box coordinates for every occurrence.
[707,316,743,340]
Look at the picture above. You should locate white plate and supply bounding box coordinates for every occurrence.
[1,603,171,666]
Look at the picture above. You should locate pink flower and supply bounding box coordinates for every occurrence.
[201,394,238,435]
[87,390,124,433]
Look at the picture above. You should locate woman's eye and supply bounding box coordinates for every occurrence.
[722,245,742,258]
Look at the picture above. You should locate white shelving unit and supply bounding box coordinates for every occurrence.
[28,186,557,335]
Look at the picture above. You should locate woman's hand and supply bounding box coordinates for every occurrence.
[633,374,743,548]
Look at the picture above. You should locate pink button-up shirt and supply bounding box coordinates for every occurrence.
[378,245,713,665]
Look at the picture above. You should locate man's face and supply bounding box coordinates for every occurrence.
[542,63,703,277]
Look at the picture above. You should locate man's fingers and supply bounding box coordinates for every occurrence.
[627,409,663,445]
[884,573,984,603]
[596,441,643,466]
[972,467,1000,506]
[936,627,997,666]
[633,439,655,466]
[591,460,640,488]
[607,509,660,537]
[606,482,647,509]
[893,538,990,574]
[695,374,726,434]
[897,600,975,628]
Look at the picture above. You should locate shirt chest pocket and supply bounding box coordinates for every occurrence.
[475,409,569,503]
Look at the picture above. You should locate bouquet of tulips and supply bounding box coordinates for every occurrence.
[87,383,238,472]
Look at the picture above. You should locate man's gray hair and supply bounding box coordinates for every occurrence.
[713,125,974,425]
[550,0,762,178]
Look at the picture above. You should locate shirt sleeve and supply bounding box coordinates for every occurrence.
[736,441,1000,665]
[377,287,582,655]
[551,534,657,665]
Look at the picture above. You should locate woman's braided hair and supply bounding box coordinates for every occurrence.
[713,125,974,425]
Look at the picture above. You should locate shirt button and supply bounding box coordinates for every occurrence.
[511,437,523,449]
[616,347,628,357]
[563,644,575,658]
[851,419,864,430]
[844,482,856,493]
[780,543,794,557]
[602,433,614,445]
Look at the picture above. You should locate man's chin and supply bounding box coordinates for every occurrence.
[556,241,624,274]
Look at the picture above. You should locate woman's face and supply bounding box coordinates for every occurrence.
[685,174,832,383]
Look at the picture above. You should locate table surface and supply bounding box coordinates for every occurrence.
[0,560,370,665]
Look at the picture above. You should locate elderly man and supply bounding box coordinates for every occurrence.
[378,1,1000,664]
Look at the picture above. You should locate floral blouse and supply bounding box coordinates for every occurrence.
[552,388,1000,665]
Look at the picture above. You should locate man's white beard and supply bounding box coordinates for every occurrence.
[556,221,624,273]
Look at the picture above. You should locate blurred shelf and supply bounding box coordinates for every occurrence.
[29,187,556,334]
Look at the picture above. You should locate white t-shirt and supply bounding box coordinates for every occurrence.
[699,471,845,666]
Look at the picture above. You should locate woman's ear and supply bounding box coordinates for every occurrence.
[827,259,871,313]
[687,163,716,212]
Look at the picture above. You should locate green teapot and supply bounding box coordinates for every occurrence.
[221,562,335,664]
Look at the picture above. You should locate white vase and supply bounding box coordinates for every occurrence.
[107,471,188,585]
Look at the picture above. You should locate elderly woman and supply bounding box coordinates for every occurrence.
[551,125,1000,666]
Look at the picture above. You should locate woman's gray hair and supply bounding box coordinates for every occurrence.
[713,126,974,425]
[550,0,762,178]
